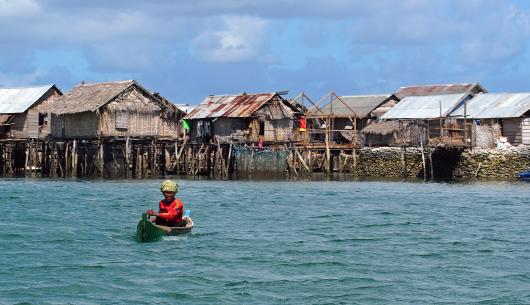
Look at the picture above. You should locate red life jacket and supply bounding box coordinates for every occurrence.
[156,198,183,226]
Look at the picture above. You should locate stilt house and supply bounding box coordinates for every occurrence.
[183,92,301,144]
[0,84,62,139]
[370,83,486,146]
[316,94,399,146]
[450,93,530,147]
[46,80,183,139]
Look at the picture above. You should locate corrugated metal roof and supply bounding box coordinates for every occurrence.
[317,95,394,118]
[184,93,277,119]
[381,93,468,119]
[0,84,55,114]
[395,83,485,99]
[450,93,530,118]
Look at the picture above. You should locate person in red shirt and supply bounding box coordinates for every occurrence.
[146,180,186,227]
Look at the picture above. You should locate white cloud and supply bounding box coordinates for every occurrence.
[191,16,267,63]
[457,4,530,64]
[0,0,40,17]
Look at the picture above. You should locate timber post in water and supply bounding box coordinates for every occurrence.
[1,138,530,180]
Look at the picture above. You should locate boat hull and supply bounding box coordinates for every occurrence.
[136,213,193,242]
[518,171,530,180]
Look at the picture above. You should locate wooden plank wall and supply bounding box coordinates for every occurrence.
[521,118,530,145]
[502,118,522,145]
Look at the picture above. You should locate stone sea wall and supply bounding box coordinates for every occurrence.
[353,147,428,178]
[452,147,530,180]
[347,146,530,180]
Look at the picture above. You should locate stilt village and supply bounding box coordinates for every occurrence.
[2,80,530,180]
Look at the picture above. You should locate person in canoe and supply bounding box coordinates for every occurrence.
[145,180,187,227]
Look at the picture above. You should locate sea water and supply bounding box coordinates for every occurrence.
[1,179,530,304]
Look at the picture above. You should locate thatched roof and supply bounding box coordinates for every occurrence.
[361,121,401,136]
[153,93,186,117]
[46,80,153,114]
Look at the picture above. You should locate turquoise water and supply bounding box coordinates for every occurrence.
[2,179,530,304]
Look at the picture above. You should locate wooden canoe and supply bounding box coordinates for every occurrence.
[136,212,194,242]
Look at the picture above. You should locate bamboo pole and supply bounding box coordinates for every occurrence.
[57,143,64,178]
[215,137,221,178]
[429,150,434,181]
[325,132,331,176]
[64,141,70,176]
[226,142,232,178]
[131,144,137,178]
[72,140,77,178]
[0,143,4,176]
[401,145,407,178]
[307,149,313,175]
[421,141,426,181]
[42,140,47,176]
[151,139,156,177]
[295,148,311,177]
[125,137,130,178]
[352,149,357,176]
[24,140,30,176]
[6,143,11,176]
[338,150,344,173]
[99,140,104,178]
[50,141,57,178]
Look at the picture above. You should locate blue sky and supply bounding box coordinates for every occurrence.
[2,0,530,104]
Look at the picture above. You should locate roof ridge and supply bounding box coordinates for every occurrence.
[398,83,475,89]
[78,79,135,86]
[0,84,54,90]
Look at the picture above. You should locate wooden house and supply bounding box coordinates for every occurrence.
[183,92,301,144]
[365,83,487,147]
[315,94,399,145]
[0,84,62,139]
[450,93,530,147]
[380,92,474,146]
[46,80,183,139]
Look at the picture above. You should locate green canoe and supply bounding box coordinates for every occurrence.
[136,212,194,242]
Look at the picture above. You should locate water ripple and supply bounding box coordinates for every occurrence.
[1,179,530,304]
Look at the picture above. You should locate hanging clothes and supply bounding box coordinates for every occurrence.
[299,116,307,131]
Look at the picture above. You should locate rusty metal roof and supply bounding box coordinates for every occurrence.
[381,93,469,119]
[184,93,279,119]
[0,84,57,114]
[450,93,530,118]
[395,83,486,99]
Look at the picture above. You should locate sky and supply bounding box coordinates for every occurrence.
[2,0,530,105]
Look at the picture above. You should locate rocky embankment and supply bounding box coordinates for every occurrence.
[452,147,530,180]
[348,146,530,180]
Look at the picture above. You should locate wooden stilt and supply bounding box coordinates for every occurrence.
[325,134,331,177]
[295,147,311,177]
[125,137,130,179]
[131,144,137,178]
[421,141,427,181]
[99,140,104,178]
[24,140,30,176]
[225,143,232,178]
[401,145,407,178]
[429,150,434,181]
[72,140,77,178]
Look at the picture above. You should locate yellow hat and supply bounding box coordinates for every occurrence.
[160,180,178,193]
